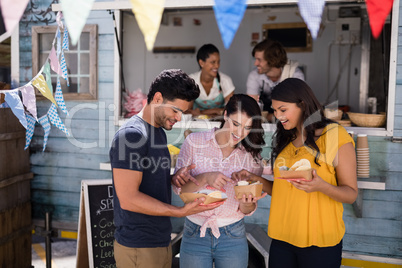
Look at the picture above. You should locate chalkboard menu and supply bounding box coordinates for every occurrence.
[77,180,116,268]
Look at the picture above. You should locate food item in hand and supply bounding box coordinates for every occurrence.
[278,158,313,181]
[279,166,289,171]
[237,181,249,186]
[207,191,223,198]
[290,159,311,171]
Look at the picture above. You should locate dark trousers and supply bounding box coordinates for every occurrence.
[268,239,342,268]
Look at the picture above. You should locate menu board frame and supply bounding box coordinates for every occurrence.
[76,179,115,268]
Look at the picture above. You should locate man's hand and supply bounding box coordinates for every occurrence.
[172,164,198,188]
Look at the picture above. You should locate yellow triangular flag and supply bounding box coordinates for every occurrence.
[32,74,58,107]
[130,0,165,51]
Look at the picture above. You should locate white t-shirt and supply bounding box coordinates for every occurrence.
[246,60,305,96]
[190,71,235,100]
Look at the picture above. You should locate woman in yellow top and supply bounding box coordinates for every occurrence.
[232,78,357,268]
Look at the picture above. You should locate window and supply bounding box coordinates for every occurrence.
[32,25,98,100]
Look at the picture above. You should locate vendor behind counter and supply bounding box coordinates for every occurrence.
[188,44,235,117]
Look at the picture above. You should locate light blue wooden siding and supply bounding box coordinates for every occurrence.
[20,4,117,225]
[394,5,402,136]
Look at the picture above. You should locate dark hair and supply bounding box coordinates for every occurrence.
[270,78,335,166]
[252,39,287,68]
[147,69,200,104]
[220,94,265,160]
[196,44,220,68]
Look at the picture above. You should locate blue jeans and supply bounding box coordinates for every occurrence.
[180,218,248,268]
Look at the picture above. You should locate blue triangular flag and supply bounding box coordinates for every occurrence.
[213,0,247,49]
[55,77,69,114]
[25,114,37,150]
[48,103,69,135]
[38,114,51,151]
[4,91,27,129]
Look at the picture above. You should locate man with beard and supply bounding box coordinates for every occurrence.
[246,39,304,120]
[110,69,223,268]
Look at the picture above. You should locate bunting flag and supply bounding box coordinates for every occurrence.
[213,0,247,49]
[56,28,62,58]
[49,46,63,76]
[55,77,68,114]
[298,0,325,39]
[56,11,64,29]
[63,27,69,51]
[0,10,71,151]
[20,84,37,119]
[43,61,54,92]
[38,114,51,151]
[24,114,36,149]
[129,0,165,51]
[60,51,70,86]
[0,0,30,35]
[4,91,27,129]
[366,0,394,39]
[0,101,9,108]
[32,74,58,106]
[60,0,95,45]
[48,103,69,135]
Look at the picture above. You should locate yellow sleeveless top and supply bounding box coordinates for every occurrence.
[268,124,354,247]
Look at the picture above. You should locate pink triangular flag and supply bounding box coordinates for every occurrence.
[0,0,30,33]
[366,0,394,39]
[20,84,38,119]
[49,46,63,76]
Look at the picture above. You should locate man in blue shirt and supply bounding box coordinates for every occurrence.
[110,69,222,267]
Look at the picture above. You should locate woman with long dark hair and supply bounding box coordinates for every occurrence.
[233,78,357,268]
[188,44,235,117]
[172,94,266,268]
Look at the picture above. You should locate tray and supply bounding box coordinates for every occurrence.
[279,169,313,181]
[179,192,227,205]
[234,183,263,199]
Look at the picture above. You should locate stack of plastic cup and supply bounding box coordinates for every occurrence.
[356,134,369,178]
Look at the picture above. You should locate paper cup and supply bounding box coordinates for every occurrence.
[356,134,369,149]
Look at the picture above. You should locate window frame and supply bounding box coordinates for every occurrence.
[31,24,98,100]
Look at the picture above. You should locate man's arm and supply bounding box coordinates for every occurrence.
[114,168,222,217]
[246,70,261,102]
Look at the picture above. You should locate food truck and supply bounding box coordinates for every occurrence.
[12,0,402,265]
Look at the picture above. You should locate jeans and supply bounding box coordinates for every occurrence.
[180,218,248,268]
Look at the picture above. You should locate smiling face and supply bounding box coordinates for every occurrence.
[199,52,220,78]
[272,99,303,131]
[153,98,192,130]
[223,111,253,147]
[254,51,282,81]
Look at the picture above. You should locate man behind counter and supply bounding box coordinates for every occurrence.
[247,39,305,120]
[109,69,222,268]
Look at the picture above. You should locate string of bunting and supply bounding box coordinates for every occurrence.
[0,11,70,151]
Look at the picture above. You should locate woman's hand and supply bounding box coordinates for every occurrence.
[287,169,326,193]
[231,169,253,182]
[238,193,268,214]
[205,172,232,190]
